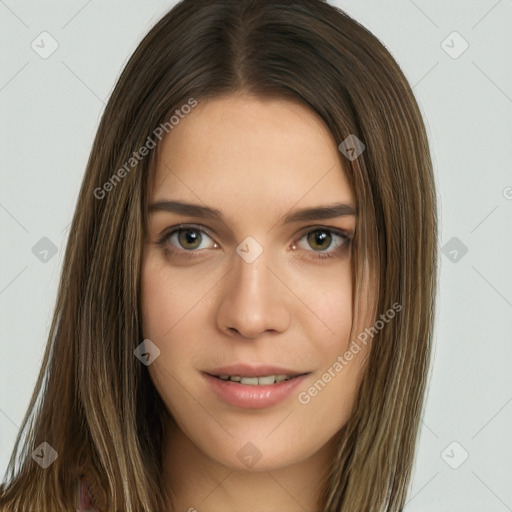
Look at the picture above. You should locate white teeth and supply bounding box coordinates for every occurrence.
[218,374,292,385]
[257,375,277,385]
[241,377,259,385]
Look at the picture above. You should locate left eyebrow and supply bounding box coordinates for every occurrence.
[147,200,357,222]
[282,203,357,223]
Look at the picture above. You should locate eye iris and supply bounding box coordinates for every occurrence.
[308,230,331,251]
[178,229,201,249]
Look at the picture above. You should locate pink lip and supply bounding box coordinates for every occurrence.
[202,372,310,409]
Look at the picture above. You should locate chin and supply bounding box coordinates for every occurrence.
[195,433,319,473]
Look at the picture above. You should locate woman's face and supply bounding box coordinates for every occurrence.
[141,94,372,472]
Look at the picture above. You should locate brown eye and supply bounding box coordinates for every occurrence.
[294,227,350,260]
[307,230,332,251]
[161,226,217,252]
[178,229,202,250]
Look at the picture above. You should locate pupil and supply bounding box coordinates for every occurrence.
[179,229,201,249]
[309,230,331,250]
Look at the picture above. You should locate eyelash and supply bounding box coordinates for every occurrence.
[156,224,352,261]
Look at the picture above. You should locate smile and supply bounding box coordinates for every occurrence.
[203,371,310,409]
[214,374,296,385]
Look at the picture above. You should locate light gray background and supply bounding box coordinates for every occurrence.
[1,1,511,510]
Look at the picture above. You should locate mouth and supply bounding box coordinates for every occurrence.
[203,368,311,409]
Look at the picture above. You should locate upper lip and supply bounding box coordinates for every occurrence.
[205,364,309,378]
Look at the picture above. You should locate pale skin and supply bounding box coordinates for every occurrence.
[141,94,374,512]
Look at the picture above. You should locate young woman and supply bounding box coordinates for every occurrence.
[0,0,438,510]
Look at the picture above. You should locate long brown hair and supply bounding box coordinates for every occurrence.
[0,0,437,510]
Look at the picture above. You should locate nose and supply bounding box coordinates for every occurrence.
[215,247,292,339]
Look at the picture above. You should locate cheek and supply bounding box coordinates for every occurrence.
[295,324,370,446]
[140,253,214,341]
[295,272,370,427]
[140,256,207,423]
[297,264,354,352]
[140,252,220,395]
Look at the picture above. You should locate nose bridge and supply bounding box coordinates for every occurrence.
[215,238,291,338]
[234,247,272,300]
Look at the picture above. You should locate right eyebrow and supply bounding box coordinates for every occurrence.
[148,200,223,219]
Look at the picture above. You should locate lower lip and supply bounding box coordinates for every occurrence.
[203,373,309,409]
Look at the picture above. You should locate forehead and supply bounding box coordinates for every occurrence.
[151,94,355,215]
